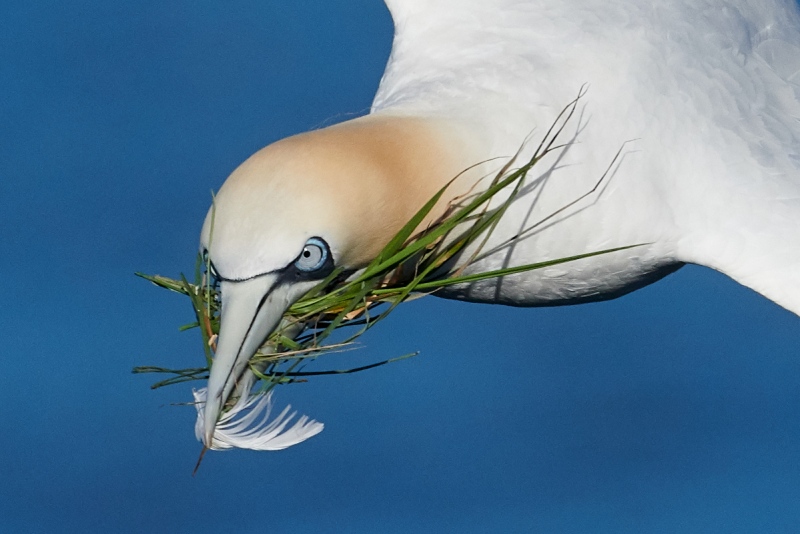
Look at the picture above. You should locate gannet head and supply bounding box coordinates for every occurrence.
[198,115,480,445]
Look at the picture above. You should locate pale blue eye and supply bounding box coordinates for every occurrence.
[295,237,329,272]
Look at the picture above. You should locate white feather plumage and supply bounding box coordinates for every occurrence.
[376,0,800,314]
[193,388,324,451]
[196,0,800,451]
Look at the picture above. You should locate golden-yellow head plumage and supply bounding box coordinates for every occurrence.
[201,114,480,280]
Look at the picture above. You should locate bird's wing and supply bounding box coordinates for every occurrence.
[375,0,800,115]
[373,0,562,116]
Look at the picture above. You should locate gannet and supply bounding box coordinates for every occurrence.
[197,0,800,448]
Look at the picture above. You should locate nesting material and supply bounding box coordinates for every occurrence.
[136,94,636,452]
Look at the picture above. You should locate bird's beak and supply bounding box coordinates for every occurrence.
[203,274,294,446]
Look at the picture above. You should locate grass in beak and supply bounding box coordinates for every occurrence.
[135,89,643,453]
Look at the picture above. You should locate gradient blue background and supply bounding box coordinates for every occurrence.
[3,2,800,532]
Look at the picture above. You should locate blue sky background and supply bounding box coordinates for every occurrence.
[3,1,800,532]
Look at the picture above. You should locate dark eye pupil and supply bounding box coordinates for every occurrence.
[303,250,311,258]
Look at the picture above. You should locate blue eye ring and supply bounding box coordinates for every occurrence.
[295,237,330,272]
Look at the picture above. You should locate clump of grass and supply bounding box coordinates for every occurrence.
[135,90,637,398]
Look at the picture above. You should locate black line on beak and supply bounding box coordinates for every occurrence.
[215,281,281,404]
